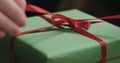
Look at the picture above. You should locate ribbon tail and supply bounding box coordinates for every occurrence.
[74,28,107,63]
[10,36,19,63]
[100,15,120,20]
[26,4,52,14]
[79,15,120,23]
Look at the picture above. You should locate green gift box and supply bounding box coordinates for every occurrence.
[0,9,120,63]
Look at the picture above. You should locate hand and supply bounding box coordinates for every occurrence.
[0,0,27,38]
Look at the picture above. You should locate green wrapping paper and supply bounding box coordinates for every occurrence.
[107,58,120,63]
[0,9,120,63]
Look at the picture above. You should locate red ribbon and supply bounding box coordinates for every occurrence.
[10,4,120,63]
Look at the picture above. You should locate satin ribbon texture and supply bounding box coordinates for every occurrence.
[10,4,120,63]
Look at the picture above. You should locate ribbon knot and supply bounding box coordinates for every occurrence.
[51,14,91,31]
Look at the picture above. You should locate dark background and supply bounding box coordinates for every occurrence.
[26,0,60,16]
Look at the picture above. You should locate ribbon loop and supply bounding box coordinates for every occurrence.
[51,14,68,28]
[51,14,91,30]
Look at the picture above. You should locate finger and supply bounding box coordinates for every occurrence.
[0,12,21,36]
[14,0,26,11]
[0,0,27,27]
[0,30,5,38]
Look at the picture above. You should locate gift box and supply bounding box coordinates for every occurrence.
[0,9,120,63]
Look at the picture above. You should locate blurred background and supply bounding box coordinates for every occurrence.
[26,0,120,26]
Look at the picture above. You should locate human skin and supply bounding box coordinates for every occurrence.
[0,0,27,38]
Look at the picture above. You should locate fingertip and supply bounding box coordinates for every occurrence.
[10,27,21,36]
[19,17,27,27]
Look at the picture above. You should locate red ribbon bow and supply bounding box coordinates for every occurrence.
[10,4,120,63]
